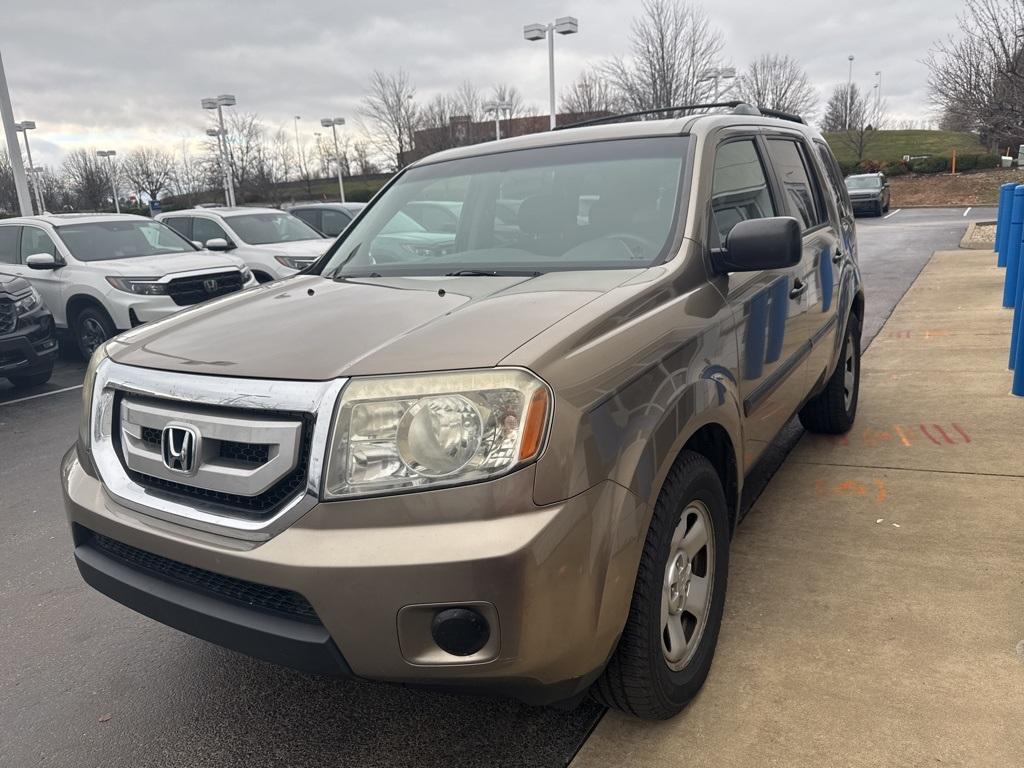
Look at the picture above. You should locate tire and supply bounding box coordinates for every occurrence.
[73,305,116,360]
[253,271,274,284]
[799,315,861,434]
[875,201,884,216]
[592,450,730,720]
[7,367,53,388]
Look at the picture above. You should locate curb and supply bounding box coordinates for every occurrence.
[960,220,996,250]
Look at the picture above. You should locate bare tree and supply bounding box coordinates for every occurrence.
[823,84,886,161]
[169,141,207,207]
[490,83,528,118]
[602,0,726,112]
[351,141,378,176]
[359,69,418,169]
[453,80,483,120]
[121,147,175,203]
[561,68,624,114]
[63,148,112,211]
[736,54,817,120]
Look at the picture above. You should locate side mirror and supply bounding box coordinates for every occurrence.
[204,237,232,251]
[712,217,801,274]
[26,253,60,270]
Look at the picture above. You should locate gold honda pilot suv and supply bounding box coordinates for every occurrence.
[63,103,863,720]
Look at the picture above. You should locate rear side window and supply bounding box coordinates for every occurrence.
[766,138,826,231]
[162,216,192,240]
[815,142,851,215]
[292,209,320,230]
[0,226,20,264]
[20,227,57,260]
[321,209,352,237]
[710,139,776,244]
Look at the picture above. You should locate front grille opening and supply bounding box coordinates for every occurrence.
[117,396,315,521]
[0,300,16,334]
[139,427,271,467]
[166,271,244,307]
[85,528,321,623]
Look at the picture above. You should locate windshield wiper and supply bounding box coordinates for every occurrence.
[444,269,542,277]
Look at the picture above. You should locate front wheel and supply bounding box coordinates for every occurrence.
[592,450,730,720]
[799,316,861,434]
[73,305,115,360]
[7,367,53,388]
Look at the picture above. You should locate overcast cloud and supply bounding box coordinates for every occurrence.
[1,0,966,166]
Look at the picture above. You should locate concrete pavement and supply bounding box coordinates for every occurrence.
[573,249,1024,767]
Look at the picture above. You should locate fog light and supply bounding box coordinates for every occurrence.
[430,607,490,656]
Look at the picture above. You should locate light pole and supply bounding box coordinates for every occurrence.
[846,54,855,130]
[201,95,237,206]
[699,67,737,101]
[483,101,512,140]
[96,150,119,213]
[523,16,578,130]
[293,115,305,180]
[874,70,882,115]
[27,165,45,212]
[205,127,231,206]
[320,117,346,202]
[0,49,32,216]
[14,120,43,213]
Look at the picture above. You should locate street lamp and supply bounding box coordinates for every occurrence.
[874,70,882,114]
[293,115,304,179]
[14,120,43,214]
[201,94,237,206]
[846,55,855,130]
[205,127,231,206]
[523,16,578,130]
[483,101,512,140]
[96,150,119,214]
[319,117,346,202]
[699,67,737,101]
[27,165,45,212]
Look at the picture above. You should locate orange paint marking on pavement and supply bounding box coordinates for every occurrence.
[919,424,942,445]
[873,480,888,503]
[893,424,912,447]
[952,423,972,443]
[924,330,950,338]
[932,424,955,444]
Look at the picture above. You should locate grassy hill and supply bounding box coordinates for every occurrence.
[824,129,987,165]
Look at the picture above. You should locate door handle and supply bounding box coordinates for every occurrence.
[832,248,843,264]
[789,279,807,300]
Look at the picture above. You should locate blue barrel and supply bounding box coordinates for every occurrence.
[1013,332,1024,395]
[1012,254,1024,369]
[996,183,1017,267]
[1003,187,1024,308]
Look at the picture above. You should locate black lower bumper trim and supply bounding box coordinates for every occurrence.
[74,540,352,677]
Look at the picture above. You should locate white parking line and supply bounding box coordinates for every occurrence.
[883,208,902,220]
[0,384,83,407]
[963,207,972,217]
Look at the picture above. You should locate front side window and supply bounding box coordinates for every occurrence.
[162,216,193,240]
[55,220,196,262]
[322,136,690,278]
[226,213,323,245]
[321,209,352,236]
[766,138,825,230]
[192,217,230,245]
[710,139,776,244]
[291,209,321,231]
[20,227,57,261]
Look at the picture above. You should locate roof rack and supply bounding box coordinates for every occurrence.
[555,101,805,130]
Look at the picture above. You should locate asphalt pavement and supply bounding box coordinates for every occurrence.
[0,207,995,768]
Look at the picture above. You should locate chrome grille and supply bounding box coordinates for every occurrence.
[165,270,244,306]
[0,299,15,334]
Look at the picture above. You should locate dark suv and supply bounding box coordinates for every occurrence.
[0,272,57,388]
[64,102,863,720]
[845,172,890,216]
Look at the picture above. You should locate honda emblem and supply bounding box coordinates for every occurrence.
[161,425,199,474]
[203,278,219,294]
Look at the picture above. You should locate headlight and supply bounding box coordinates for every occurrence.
[274,255,315,270]
[323,368,551,499]
[78,343,110,452]
[106,276,168,295]
[13,286,41,315]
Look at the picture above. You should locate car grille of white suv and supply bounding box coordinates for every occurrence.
[0,299,15,334]
[165,270,244,306]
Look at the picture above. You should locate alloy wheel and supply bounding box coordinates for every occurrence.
[661,500,715,671]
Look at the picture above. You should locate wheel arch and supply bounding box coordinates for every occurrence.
[65,293,113,327]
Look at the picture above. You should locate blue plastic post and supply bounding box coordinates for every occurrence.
[996,183,1016,267]
[1012,248,1024,369]
[1003,188,1024,308]
[1013,329,1024,395]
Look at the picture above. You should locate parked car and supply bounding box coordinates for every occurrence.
[844,172,890,216]
[0,271,58,387]
[158,207,330,282]
[288,202,366,237]
[64,103,863,720]
[0,214,256,359]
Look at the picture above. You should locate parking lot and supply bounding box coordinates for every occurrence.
[0,207,999,768]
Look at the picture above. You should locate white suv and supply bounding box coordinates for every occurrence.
[157,207,330,282]
[0,214,256,358]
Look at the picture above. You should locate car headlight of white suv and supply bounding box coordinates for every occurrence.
[13,286,42,315]
[323,368,552,499]
[105,277,169,295]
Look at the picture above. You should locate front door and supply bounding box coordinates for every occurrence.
[708,135,811,465]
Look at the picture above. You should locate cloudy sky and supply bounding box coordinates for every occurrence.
[2,0,967,167]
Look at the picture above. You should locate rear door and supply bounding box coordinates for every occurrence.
[708,133,811,463]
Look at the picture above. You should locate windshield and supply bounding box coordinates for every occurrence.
[321,137,690,278]
[845,176,882,191]
[227,212,324,245]
[56,220,196,262]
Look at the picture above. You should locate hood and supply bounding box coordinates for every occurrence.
[246,239,330,257]
[86,250,245,277]
[107,270,638,380]
[0,272,30,295]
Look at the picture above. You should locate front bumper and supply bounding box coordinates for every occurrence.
[0,310,58,376]
[850,196,883,213]
[111,276,259,330]
[62,449,648,704]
